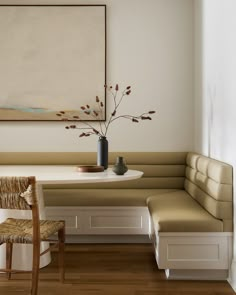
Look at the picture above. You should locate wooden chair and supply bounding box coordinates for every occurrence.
[0,176,65,295]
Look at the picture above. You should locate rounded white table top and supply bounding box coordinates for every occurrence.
[0,166,143,185]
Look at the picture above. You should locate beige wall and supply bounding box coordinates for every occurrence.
[0,0,194,152]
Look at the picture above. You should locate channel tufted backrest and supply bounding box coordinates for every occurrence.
[0,152,187,190]
[184,152,233,231]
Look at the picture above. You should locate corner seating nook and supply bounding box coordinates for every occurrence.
[0,152,233,280]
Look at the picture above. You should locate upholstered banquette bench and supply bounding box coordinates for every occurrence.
[147,152,233,280]
[0,151,233,280]
[0,151,186,238]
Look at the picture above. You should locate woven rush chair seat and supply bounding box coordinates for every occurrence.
[0,218,65,243]
[0,176,65,295]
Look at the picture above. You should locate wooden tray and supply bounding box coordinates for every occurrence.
[76,165,104,172]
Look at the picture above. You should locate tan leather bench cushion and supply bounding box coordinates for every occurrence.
[44,188,180,207]
[147,191,223,232]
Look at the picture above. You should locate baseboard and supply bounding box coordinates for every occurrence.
[165,269,229,280]
[65,234,151,244]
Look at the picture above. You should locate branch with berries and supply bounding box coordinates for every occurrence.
[56,84,156,138]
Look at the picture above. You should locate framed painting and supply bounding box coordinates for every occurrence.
[0,5,106,121]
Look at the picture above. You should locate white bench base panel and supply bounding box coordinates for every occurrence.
[45,206,150,235]
[150,227,233,280]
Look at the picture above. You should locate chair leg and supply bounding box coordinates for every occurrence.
[58,225,65,283]
[6,242,13,280]
[31,242,40,295]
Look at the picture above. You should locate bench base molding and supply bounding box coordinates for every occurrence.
[165,269,229,280]
[64,234,151,243]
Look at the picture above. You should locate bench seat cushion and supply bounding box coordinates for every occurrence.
[44,188,180,207]
[147,191,223,232]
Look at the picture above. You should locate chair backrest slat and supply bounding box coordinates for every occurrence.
[0,176,37,210]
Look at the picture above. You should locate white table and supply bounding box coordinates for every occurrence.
[0,166,143,270]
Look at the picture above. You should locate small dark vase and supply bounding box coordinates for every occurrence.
[112,156,128,175]
[97,136,108,169]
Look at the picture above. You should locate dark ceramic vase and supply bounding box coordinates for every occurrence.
[112,156,128,175]
[97,136,108,169]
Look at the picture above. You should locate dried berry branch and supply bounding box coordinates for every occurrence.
[56,84,156,138]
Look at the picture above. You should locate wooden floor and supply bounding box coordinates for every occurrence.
[0,244,235,295]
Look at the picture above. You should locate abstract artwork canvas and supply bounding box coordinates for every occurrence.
[0,5,106,121]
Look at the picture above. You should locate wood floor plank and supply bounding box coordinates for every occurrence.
[0,244,235,295]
